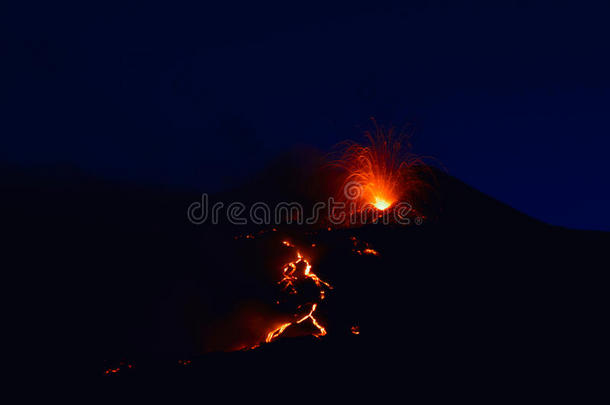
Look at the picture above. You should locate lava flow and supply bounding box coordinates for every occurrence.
[265,242,332,343]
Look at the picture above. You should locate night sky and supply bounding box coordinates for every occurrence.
[4,1,609,230]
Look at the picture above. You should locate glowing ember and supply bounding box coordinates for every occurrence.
[350,236,380,256]
[264,242,332,343]
[104,363,133,375]
[351,326,360,335]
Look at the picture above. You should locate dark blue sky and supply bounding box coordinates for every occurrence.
[3,1,609,230]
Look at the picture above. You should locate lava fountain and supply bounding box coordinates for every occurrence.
[332,121,429,219]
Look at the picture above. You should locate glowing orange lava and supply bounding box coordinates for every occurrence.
[279,243,331,297]
[266,322,292,343]
[373,197,391,211]
[350,236,380,256]
[332,121,428,220]
[296,303,326,337]
[264,242,332,343]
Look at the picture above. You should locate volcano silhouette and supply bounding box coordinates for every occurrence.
[4,158,605,398]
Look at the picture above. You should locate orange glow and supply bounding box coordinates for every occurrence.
[264,242,332,344]
[104,364,133,375]
[266,322,292,343]
[351,326,360,335]
[279,249,331,296]
[373,197,391,211]
[350,236,380,256]
[332,121,428,221]
[296,303,326,337]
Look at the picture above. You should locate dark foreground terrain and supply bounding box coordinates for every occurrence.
[4,163,606,398]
